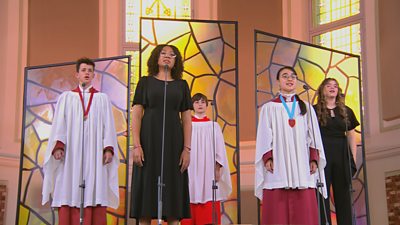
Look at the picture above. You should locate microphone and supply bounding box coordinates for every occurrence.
[208,99,215,106]
[164,64,169,72]
[82,82,86,88]
[303,84,310,90]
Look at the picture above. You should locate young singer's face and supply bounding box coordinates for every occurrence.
[158,46,176,69]
[323,80,339,99]
[75,63,95,86]
[278,68,297,94]
[193,99,207,115]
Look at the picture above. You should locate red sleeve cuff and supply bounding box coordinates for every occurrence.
[262,150,273,164]
[52,141,65,155]
[103,146,114,156]
[309,147,319,163]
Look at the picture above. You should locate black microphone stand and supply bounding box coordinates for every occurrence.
[343,98,357,225]
[157,65,168,225]
[210,100,218,225]
[79,82,86,225]
[303,85,329,225]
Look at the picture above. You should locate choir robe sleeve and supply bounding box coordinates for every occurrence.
[307,104,328,198]
[254,104,273,200]
[42,92,68,205]
[101,93,120,208]
[214,122,232,199]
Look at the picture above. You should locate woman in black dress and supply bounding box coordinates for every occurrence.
[130,44,192,225]
[314,78,360,225]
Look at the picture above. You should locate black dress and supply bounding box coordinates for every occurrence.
[314,105,360,225]
[130,76,192,220]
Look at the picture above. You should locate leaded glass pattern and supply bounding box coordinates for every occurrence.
[140,18,239,224]
[255,30,368,225]
[17,56,130,225]
[125,0,191,43]
[313,23,361,56]
[313,0,360,26]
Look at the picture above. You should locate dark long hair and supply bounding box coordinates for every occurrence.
[276,66,307,115]
[315,78,348,126]
[147,44,184,80]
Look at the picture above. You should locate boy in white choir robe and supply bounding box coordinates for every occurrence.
[181,93,232,225]
[42,58,120,225]
[255,67,327,225]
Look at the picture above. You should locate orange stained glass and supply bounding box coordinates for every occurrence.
[125,0,191,43]
[313,0,360,26]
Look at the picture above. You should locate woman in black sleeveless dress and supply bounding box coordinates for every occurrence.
[314,78,360,225]
[130,45,192,225]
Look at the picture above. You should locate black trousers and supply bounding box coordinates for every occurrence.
[319,136,353,225]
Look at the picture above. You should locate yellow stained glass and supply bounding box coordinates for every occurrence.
[24,126,40,163]
[313,0,360,26]
[299,45,331,71]
[125,0,191,43]
[313,23,361,55]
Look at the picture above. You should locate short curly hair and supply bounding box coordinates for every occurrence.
[76,57,95,72]
[147,44,184,80]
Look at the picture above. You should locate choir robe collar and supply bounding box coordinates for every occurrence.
[71,85,99,93]
[192,115,210,122]
[272,93,296,103]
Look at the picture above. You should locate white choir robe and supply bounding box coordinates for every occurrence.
[188,120,232,203]
[42,87,120,209]
[254,99,328,200]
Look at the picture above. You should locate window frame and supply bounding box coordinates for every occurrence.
[309,0,364,56]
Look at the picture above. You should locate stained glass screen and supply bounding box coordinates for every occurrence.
[255,30,369,225]
[16,56,131,225]
[140,18,239,224]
